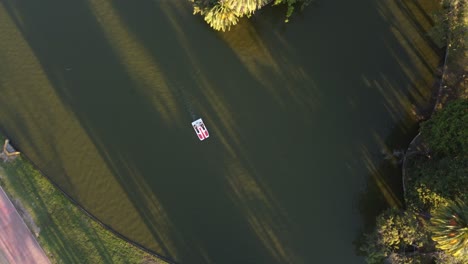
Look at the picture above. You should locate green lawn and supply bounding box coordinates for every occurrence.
[0,134,168,264]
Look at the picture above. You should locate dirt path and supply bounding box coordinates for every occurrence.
[0,187,50,264]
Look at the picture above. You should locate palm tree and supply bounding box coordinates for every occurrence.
[223,0,272,14]
[429,199,468,258]
[202,0,272,31]
[203,2,240,32]
[190,0,305,31]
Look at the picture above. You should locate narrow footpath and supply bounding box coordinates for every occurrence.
[0,186,50,264]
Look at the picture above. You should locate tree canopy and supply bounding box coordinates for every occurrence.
[189,0,309,31]
[361,99,468,263]
[421,99,468,158]
[360,209,429,264]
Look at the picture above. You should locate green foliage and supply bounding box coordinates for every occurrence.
[426,0,467,50]
[407,156,467,212]
[204,3,240,32]
[429,199,468,259]
[376,209,427,250]
[408,100,468,212]
[190,0,265,31]
[273,0,303,22]
[410,183,449,213]
[362,1,467,262]
[442,0,467,49]
[420,99,468,157]
[360,233,387,264]
[189,0,310,31]
[361,208,429,264]
[226,0,271,14]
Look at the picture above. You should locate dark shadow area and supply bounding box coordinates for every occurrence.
[352,121,415,257]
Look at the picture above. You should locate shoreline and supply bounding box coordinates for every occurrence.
[0,132,170,264]
[401,0,467,206]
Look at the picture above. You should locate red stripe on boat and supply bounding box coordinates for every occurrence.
[198,133,205,140]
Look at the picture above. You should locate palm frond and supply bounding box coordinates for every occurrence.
[223,0,271,15]
[204,3,239,32]
[429,199,468,258]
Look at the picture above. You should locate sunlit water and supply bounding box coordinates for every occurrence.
[0,0,441,263]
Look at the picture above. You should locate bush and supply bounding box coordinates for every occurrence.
[407,156,467,211]
[420,99,468,157]
[189,0,310,31]
[361,209,430,263]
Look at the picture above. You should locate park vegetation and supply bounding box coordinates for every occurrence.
[360,100,467,264]
[359,0,467,262]
[189,0,310,31]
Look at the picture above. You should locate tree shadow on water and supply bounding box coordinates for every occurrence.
[353,113,420,254]
[1,0,189,263]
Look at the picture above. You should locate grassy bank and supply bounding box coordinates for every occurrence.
[0,134,168,264]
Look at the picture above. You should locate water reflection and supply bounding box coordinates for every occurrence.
[219,19,321,112]
[225,158,300,264]
[87,0,180,125]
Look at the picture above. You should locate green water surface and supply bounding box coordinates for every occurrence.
[0,0,441,263]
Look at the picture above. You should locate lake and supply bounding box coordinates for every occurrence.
[0,0,441,263]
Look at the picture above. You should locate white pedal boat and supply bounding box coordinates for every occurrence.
[192,118,209,141]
